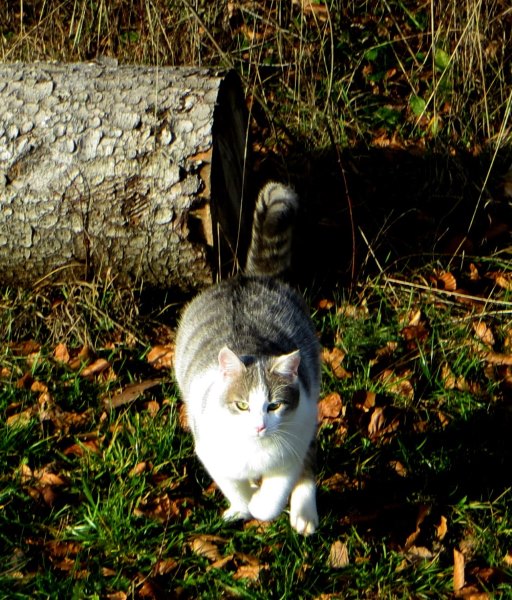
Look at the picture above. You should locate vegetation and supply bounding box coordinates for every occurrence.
[1,1,512,598]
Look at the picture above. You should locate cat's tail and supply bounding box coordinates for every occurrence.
[244,182,298,278]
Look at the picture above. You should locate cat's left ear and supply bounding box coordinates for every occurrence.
[271,350,300,382]
[218,346,246,379]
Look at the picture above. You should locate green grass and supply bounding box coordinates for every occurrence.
[2,259,512,598]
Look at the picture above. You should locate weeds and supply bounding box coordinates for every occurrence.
[1,0,511,151]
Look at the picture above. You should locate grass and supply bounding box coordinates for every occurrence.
[1,260,512,598]
[1,0,512,597]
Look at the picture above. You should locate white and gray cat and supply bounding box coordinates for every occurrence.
[174,182,320,535]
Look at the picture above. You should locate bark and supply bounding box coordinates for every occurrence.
[0,62,249,290]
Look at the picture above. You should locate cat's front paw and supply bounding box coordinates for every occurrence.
[289,480,318,535]
[248,491,283,522]
[222,506,251,522]
[290,509,318,535]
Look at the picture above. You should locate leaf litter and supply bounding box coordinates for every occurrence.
[3,259,512,597]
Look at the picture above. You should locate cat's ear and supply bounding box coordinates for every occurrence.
[218,346,246,379]
[271,350,300,382]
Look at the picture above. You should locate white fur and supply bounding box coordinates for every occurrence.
[184,368,318,534]
[290,477,319,535]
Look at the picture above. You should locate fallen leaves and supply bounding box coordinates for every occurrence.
[322,347,352,379]
[328,540,350,569]
[104,379,162,409]
[19,464,68,507]
[133,493,187,522]
[147,344,175,370]
[318,391,343,420]
[187,534,268,581]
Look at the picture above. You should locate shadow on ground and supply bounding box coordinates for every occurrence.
[250,144,512,291]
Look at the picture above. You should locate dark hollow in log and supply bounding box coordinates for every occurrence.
[0,62,249,291]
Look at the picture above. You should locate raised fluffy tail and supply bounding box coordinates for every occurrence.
[244,182,298,278]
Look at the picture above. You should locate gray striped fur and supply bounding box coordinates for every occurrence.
[244,182,298,278]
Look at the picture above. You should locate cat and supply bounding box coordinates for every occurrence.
[174,182,320,535]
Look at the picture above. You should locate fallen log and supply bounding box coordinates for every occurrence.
[0,62,249,290]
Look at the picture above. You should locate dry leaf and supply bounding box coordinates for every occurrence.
[404,546,434,563]
[233,563,266,581]
[472,321,495,347]
[371,341,398,365]
[489,272,512,291]
[106,591,127,600]
[378,369,414,401]
[147,345,175,370]
[46,540,82,558]
[437,271,458,291]
[68,345,92,371]
[322,347,351,379]
[468,263,480,281]
[316,298,335,310]
[441,362,457,389]
[80,358,110,379]
[368,407,387,437]
[336,303,369,319]
[34,468,67,487]
[353,390,377,411]
[404,504,430,550]
[453,548,465,592]
[436,515,448,540]
[389,460,408,477]
[408,309,422,327]
[53,343,70,364]
[483,352,512,366]
[7,407,35,427]
[9,340,41,356]
[321,472,352,493]
[318,392,343,420]
[328,540,350,569]
[297,0,329,20]
[145,400,160,417]
[134,494,182,522]
[440,363,477,392]
[401,322,429,348]
[129,462,150,477]
[63,439,101,456]
[189,536,223,562]
[137,580,160,599]
[16,372,34,389]
[152,558,178,576]
[105,379,161,409]
[30,380,48,393]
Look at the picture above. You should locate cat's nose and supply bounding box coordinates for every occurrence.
[255,424,266,435]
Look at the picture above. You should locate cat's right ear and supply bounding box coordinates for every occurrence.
[218,346,246,379]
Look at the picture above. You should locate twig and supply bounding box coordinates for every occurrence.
[384,276,512,308]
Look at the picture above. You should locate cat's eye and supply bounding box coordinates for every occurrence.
[267,402,282,412]
[235,400,250,411]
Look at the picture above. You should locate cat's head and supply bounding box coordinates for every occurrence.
[217,346,301,438]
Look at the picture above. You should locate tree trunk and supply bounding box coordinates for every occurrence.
[0,62,249,290]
